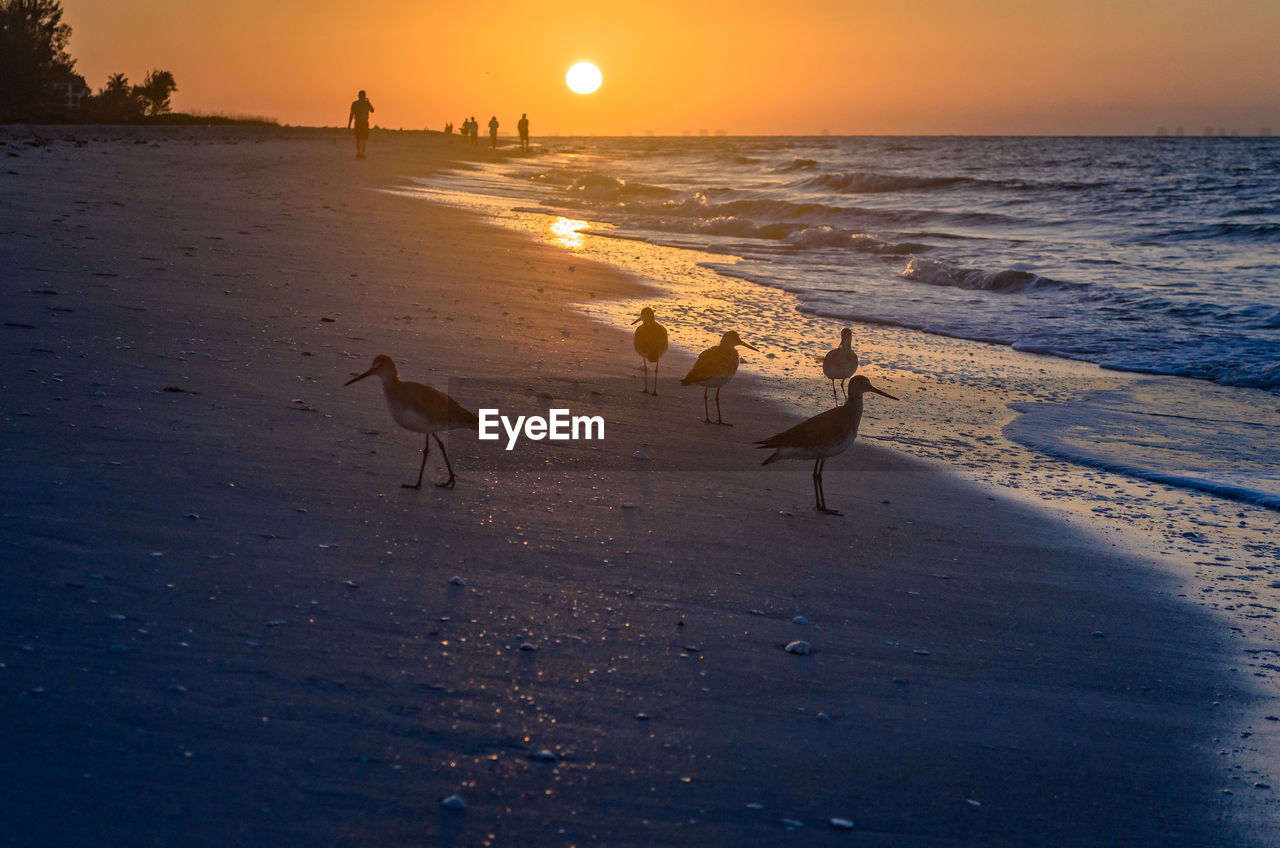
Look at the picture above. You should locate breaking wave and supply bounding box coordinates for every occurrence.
[901,257,1076,292]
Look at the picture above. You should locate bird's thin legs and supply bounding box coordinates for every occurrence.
[830,380,839,404]
[402,433,457,490]
[715,386,732,426]
[641,359,651,394]
[433,432,457,489]
[702,387,713,424]
[403,434,431,489]
[813,458,841,515]
[652,361,659,396]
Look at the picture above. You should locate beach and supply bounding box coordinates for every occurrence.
[1,126,1276,846]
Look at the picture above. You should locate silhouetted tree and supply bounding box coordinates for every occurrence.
[89,72,143,122]
[0,0,77,121]
[104,72,129,98]
[133,69,177,117]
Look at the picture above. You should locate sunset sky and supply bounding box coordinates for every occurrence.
[62,0,1279,135]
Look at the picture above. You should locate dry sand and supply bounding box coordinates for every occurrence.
[1,126,1275,846]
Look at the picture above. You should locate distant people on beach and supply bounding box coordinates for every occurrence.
[518,113,530,151]
[347,90,374,159]
[465,116,478,145]
[488,115,499,149]
[444,122,453,135]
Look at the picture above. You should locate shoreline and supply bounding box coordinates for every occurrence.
[2,126,1276,845]
[397,167,1280,635]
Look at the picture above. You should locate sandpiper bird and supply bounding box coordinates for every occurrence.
[755,374,897,515]
[680,330,759,426]
[822,327,859,403]
[345,354,479,489]
[632,307,669,395]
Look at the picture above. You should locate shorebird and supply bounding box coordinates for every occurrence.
[680,330,759,426]
[632,307,669,395]
[822,327,859,403]
[345,354,479,489]
[755,374,897,515]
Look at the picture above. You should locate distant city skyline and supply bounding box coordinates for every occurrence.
[61,0,1280,136]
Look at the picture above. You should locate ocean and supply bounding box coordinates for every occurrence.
[390,135,1279,574]
[416,136,1280,388]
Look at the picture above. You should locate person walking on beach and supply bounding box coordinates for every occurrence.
[517,113,530,151]
[347,90,374,159]
[488,115,500,149]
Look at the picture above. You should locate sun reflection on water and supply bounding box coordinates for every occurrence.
[548,217,589,250]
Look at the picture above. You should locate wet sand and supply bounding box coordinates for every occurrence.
[1,126,1275,846]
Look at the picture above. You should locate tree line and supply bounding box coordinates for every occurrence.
[1,0,176,122]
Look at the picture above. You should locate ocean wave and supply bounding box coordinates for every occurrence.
[1006,395,1280,511]
[618,215,935,254]
[1135,221,1280,245]
[1171,222,1280,243]
[1091,292,1280,329]
[796,170,1112,195]
[901,257,1074,292]
[785,227,931,254]
[686,217,796,239]
[649,193,845,222]
[566,172,678,202]
[799,171,979,194]
[1098,346,1280,390]
[555,187,1018,232]
[774,158,819,172]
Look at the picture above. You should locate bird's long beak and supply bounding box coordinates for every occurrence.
[740,341,759,352]
[870,386,898,401]
[631,316,642,325]
[344,366,377,386]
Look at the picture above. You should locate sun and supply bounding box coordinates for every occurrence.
[566,62,603,95]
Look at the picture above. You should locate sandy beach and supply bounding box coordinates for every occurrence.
[2,126,1276,846]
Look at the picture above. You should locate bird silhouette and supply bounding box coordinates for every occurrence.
[632,307,669,395]
[756,374,896,515]
[822,327,859,403]
[345,354,478,489]
[680,330,758,426]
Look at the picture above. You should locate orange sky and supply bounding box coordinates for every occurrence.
[62,0,1280,135]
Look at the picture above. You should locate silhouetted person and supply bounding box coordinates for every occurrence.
[517,113,529,151]
[348,90,374,158]
[488,115,499,149]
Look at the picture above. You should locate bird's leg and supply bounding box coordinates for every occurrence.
[715,386,732,426]
[403,434,430,489]
[652,360,659,396]
[432,432,457,489]
[702,387,713,424]
[813,458,841,516]
[830,380,839,404]
[641,359,650,394]
[840,379,848,402]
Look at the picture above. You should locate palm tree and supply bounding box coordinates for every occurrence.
[133,69,176,116]
[103,72,128,97]
[95,71,140,121]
